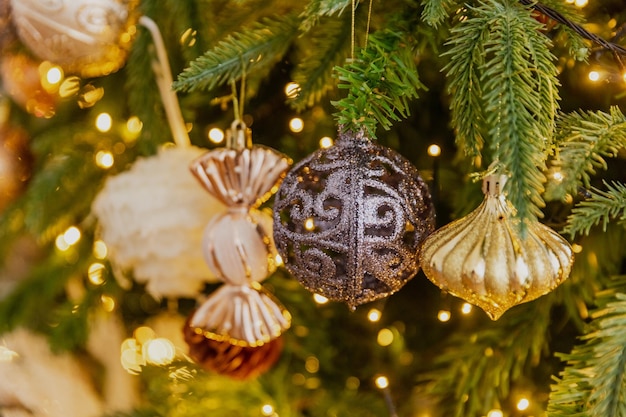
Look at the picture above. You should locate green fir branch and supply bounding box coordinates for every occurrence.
[481,0,559,224]
[548,279,626,416]
[442,6,490,157]
[563,181,626,238]
[299,0,352,31]
[173,15,300,93]
[420,0,457,27]
[21,148,106,242]
[444,0,561,225]
[422,296,555,417]
[545,107,626,202]
[332,28,425,138]
[289,15,352,111]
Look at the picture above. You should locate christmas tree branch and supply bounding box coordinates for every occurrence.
[548,279,626,416]
[332,27,425,138]
[563,181,626,238]
[545,107,626,202]
[420,0,457,27]
[445,0,559,225]
[289,15,352,112]
[421,295,554,417]
[173,15,300,93]
[299,0,353,31]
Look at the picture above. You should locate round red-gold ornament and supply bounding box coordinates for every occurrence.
[10,0,137,78]
[0,124,32,211]
[183,316,283,380]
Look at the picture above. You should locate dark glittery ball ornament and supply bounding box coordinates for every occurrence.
[273,129,436,309]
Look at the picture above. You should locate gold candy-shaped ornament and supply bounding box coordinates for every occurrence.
[186,120,292,356]
[419,174,574,320]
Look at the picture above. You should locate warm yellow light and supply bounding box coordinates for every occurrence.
[289,117,304,133]
[284,82,301,99]
[517,397,530,411]
[438,310,451,322]
[377,328,394,346]
[461,303,473,314]
[101,294,115,312]
[304,217,315,231]
[88,262,106,285]
[261,404,275,416]
[275,253,284,266]
[134,326,156,345]
[574,0,587,7]
[623,72,626,83]
[305,356,320,373]
[55,234,70,251]
[486,410,503,417]
[346,376,360,389]
[180,28,197,47]
[144,338,176,365]
[58,76,81,98]
[93,240,108,259]
[126,116,143,134]
[313,293,329,304]
[368,308,382,322]
[208,127,225,144]
[96,113,113,132]
[374,375,389,389]
[0,346,19,362]
[46,66,63,85]
[572,243,583,253]
[552,171,564,183]
[64,226,81,245]
[95,151,114,169]
[588,71,600,82]
[319,136,334,149]
[427,144,441,157]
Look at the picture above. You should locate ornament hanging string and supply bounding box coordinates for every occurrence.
[138,16,190,148]
[350,0,375,58]
[226,74,250,150]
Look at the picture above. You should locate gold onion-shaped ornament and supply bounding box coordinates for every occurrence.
[419,174,574,320]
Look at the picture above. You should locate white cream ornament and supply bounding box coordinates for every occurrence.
[92,145,225,299]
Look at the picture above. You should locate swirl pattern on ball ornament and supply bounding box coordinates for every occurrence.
[273,130,435,309]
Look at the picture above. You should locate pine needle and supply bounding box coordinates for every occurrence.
[563,181,626,238]
[548,279,626,416]
[444,0,560,226]
[545,107,626,202]
[289,15,352,111]
[332,27,425,138]
[173,15,300,93]
[299,0,352,31]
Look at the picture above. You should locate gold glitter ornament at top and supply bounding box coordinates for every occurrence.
[10,0,137,78]
[273,129,436,309]
[419,174,574,320]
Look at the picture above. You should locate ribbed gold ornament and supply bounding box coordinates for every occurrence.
[419,174,574,320]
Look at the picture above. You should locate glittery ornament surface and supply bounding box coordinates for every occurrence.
[273,130,435,309]
[419,174,574,320]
